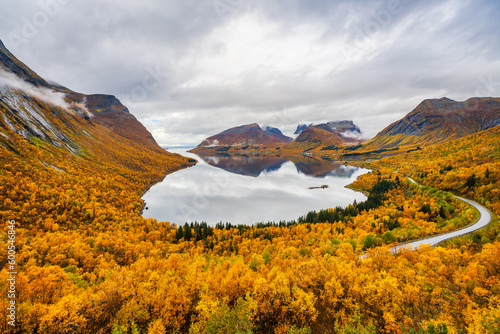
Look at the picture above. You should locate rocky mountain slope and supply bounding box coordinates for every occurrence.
[193,121,364,155]
[294,123,313,135]
[284,120,363,151]
[190,123,292,154]
[364,97,500,150]
[0,38,193,192]
[0,39,162,152]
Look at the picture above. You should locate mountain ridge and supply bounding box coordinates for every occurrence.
[190,123,292,154]
[364,97,500,150]
[284,120,363,152]
[0,38,161,150]
[192,120,364,154]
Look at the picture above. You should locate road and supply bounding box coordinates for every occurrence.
[390,178,492,253]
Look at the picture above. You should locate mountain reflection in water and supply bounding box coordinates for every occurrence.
[198,154,288,177]
[197,153,358,178]
[142,149,368,225]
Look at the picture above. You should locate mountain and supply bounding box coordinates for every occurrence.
[263,126,292,143]
[0,39,163,152]
[0,38,193,195]
[0,39,49,87]
[190,123,292,154]
[294,123,313,135]
[284,120,363,151]
[63,91,159,147]
[0,39,198,332]
[316,121,362,137]
[364,97,500,150]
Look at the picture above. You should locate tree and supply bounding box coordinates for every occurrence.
[464,174,477,188]
[189,298,254,334]
[184,223,192,241]
[381,231,396,244]
[335,308,377,334]
[363,235,379,250]
[176,225,184,240]
[263,249,271,265]
[402,323,449,334]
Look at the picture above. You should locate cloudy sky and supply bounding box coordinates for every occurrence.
[1,0,500,146]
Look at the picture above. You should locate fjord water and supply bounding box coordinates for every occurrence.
[142,149,369,226]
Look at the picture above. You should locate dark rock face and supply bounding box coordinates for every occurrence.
[263,126,293,143]
[84,94,130,113]
[383,113,432,136]
[382,97,500,136]
[317,121,362,137]
[294,123,313,135]
[64,92,130,114]
[0,40,50,88]
[294,121,361,137]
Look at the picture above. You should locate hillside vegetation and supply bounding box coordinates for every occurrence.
[373,124,500,244]
[1,119,500,333]
[2,38,500,334]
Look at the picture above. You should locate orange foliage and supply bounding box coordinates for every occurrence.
[1,101,500,333]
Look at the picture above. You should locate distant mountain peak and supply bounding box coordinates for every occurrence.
[441,97,455,101]
[294,123,313,135]
[263,126,292,143]
[191,123,292,153]
[263,125,279,135]
[285,120,364,151]
[294,120,361,137]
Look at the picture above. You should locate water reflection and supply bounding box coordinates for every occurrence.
[142,149,369,226]
[286,155,357,178]
[198,154,288,177]
[197,153,358,178]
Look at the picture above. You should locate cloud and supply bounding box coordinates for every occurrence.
[0,69,70,109]
[2,0,500,146]
[0,70,93,118]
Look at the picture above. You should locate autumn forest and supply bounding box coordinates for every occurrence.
[1,89,500,334]
[1,28,500,334]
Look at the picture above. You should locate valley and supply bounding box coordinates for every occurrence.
[1,36,500,334]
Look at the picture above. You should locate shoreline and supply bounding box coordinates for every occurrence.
[139,162,196,216]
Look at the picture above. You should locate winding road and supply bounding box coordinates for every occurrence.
[390,178,492,253]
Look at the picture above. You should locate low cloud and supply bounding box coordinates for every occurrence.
[0,70,93,118]
[0,70,70,109]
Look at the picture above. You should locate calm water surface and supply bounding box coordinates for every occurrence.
[142,149,369,225]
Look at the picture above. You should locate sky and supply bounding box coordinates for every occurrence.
[1,0,500,146]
